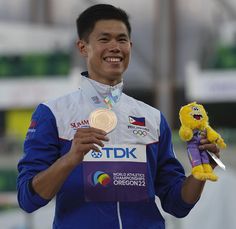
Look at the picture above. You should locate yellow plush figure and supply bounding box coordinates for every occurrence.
[179,102,226,181]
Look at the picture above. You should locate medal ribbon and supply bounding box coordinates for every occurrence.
[80,76,122,109]
[104,89,121,109]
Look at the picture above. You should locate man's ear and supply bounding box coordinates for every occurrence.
[130,41,133,48]
[76,40,88,57]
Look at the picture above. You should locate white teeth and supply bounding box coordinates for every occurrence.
[105,57,121,62]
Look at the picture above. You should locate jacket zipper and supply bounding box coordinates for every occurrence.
[117,201,123,229]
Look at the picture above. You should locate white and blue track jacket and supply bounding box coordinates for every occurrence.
[17,73,195,229]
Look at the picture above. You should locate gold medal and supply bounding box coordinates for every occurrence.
[89,108,117,133]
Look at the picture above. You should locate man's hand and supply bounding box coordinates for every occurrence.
[182,134,222,204]
[199,133,220,169]
[31,127,109,199]
[68,127,109,165]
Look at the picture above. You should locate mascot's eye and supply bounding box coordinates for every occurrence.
[192,106,199,111]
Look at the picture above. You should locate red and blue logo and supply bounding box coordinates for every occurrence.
[25,119,37,140]
[129,116,145,126]
[29,120,37,129]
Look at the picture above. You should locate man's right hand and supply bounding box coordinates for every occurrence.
[68,127,109,165]
[31,127,109,199]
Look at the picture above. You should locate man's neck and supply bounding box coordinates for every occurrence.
[87,73,122,86]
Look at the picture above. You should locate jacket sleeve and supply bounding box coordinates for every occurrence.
[17,103,60,213]
[155,113,197,218]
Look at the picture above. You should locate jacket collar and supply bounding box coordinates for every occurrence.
[81,71,124,99]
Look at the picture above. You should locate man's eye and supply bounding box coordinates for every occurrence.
[99,38,108,42]
[119,38,128,42]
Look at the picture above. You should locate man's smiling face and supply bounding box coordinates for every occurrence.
[78,19,132,85]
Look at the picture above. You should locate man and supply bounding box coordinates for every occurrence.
[17,4,220,229]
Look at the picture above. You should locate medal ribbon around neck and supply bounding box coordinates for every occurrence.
[81,77,121,133]
[104,88,121,109]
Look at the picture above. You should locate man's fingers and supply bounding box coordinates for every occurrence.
[74,128,109,141]
[81,132,109,141]
[200,131,207,137]
[90,144,101,152]
[75,144,101,157]
[199,143,220,154]
[74,136,104,147]
[81,137,104,147]
[75,127,107,135]
[199,138,208,144]
[70,127,109,159]
[82,144,101,154]
[199,141,220,158]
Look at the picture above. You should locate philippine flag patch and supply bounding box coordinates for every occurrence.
[129,116,146,126]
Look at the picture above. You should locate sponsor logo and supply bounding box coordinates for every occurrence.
[84,144,146,162]
[70,120,89,129]
[90,147,137,159]
[89,171,111,187]
[129,116,145,126]
[91,151,102,158]
[113,172,146,187]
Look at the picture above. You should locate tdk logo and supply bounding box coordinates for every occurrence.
[91,151,103,158]
[91,147,137,159]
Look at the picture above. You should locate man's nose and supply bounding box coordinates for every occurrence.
[108,40,120,52]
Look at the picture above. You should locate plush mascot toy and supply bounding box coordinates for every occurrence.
[179,102,226,181]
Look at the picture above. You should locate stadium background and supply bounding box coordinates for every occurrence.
[0,0,236,228]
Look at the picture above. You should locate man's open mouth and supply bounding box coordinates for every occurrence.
[104,57,122,62]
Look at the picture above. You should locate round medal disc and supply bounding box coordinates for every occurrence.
[89,108,117,133]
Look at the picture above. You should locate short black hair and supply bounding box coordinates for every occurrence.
[76,4,131,41]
